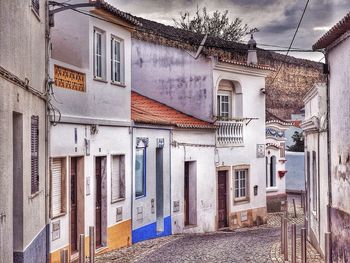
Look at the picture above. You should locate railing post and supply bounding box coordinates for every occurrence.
[60,249,68,263]
[301,228,307,263]
[281,215,285,254]
[325,232,332,263]
[79,234,85,263]
[89,226,96,263]
[291,223,297,263]
[284,218,288,261]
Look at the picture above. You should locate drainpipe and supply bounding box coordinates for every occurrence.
[130,122,134,242]
[169,130,172,231]
[325,51,332,261]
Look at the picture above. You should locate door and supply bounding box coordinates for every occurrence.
[95,157,102,248]
[218,171,228,228]
[184,162,190,226]
[70,158,78,252]
[156,148,164,232]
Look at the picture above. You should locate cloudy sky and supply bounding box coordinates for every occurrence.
[108,0,349,62]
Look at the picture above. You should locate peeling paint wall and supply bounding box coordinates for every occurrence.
[328,35,350,262]
[131,39,214,122]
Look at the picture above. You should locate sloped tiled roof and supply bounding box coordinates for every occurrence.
[313,12,350,50]
[131,91,215,129]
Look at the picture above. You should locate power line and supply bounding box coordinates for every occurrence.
[269,0,311,85]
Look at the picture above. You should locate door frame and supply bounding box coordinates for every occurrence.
[216,166,231,230]
[69,155,85,258]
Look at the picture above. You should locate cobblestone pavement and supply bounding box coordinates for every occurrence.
[96,195,324,263]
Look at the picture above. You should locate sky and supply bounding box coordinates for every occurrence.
[108,0,349,62]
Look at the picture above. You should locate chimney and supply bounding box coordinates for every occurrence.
[247,34,258,65]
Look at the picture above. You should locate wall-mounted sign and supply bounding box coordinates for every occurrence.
[116,207,123,222]
[156,138,165,148]
[240,211,248,222]
[86,177,91,196]
[256,144,265,158]
[136,206,143,221]
[173,201,180,212]
[52,220,60,241]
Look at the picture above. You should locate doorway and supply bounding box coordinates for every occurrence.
[184,161,197,226]
[70,157,84,254]
[156,148,164,233]
[95,156,107,248]
[13,112,23,257]
[217,171,228,229]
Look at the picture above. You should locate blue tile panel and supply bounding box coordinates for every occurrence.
[132,216,172,243]
[13,224,49,263]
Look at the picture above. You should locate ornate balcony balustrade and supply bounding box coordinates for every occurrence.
[216,120,244,145]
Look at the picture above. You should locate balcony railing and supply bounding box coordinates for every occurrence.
[216,120,244,145]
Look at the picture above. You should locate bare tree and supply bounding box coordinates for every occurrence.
[173,6,254,42]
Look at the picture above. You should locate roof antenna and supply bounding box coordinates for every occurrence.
[185,33,208,59]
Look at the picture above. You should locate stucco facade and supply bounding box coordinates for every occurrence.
[0,0,48,262]
[48,3,134,261]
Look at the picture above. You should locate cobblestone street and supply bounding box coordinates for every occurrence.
[96,195,324,263]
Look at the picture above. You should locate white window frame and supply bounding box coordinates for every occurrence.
[312,151,318,214]
[217,91,232,120]
[135,147,146,198]
[93,28,106,80]
[50,157,66,219]
[111,36,124,84]
[111,154,125,203]
[233,166,250,203]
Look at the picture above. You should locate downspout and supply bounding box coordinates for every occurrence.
[44,0,51,259]
[130,122,134,243]
[325,51,332,261]
[169,129,172,232]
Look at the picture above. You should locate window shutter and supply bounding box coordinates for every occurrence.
[31,116,39,194]
[111,156,120,201]
[51,159,62,217]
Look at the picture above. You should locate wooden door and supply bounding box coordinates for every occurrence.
[70,158,78,252]
[95,157,102,248]
[184,162,189,226]
[218,171,228,228]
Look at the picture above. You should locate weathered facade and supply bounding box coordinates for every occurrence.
[301,83,328,257]
[0,1,49,262]
[48,1,138,261]
[313,12,350,262]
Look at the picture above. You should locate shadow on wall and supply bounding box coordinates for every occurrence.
[286,151,305,192]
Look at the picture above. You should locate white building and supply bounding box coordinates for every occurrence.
[265,120,289,212]
[301,83,328,258]
[312,11,350,262]
[131,91,217,237]
[48,1,139,261]
[131,18,274,230]
[0,0,48,262]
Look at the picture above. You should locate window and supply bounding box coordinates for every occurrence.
[135,148,146,198]
[93,28,105,79]
[268,156,277,187]
[51,158,66,218]
[111,37,124,83]
[111,155,125,202]
[31,0,40,15]
[234,169,248,199]
[217,91,231,120]
[31,115,39,194]
[312,151,317,212]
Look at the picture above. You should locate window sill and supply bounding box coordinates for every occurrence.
[28,190,42,200]
[111,197,126,204]
[111,81,126,88]
[266,187,279,193]
[93,77,108,83]
[234,197,250,205]
[51,212,66,220]
[135,195,146,200]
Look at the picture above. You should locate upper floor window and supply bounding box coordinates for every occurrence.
[217,91,231,120]
[31,0,40,16]
[93,28,106,80]
[111,36,124,84]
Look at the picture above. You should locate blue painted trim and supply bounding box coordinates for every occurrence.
[132,216,172,243]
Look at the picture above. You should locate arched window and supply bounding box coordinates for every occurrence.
[269,156,277,187]
[217,80,242,119]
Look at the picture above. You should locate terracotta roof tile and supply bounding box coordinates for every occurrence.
[131,91,215,129]
[313,12,350,50]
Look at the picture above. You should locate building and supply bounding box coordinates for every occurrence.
[131,91,217,237]
[312,11,350,262]
[131,17,275,230]
[0,0,49,262]
[301,83,328,257]
[48,1,139,261]
[265,120,289,212]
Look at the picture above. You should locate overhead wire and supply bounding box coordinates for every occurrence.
[269,0,311,85]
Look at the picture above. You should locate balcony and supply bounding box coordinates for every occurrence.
[216,120,244,145]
